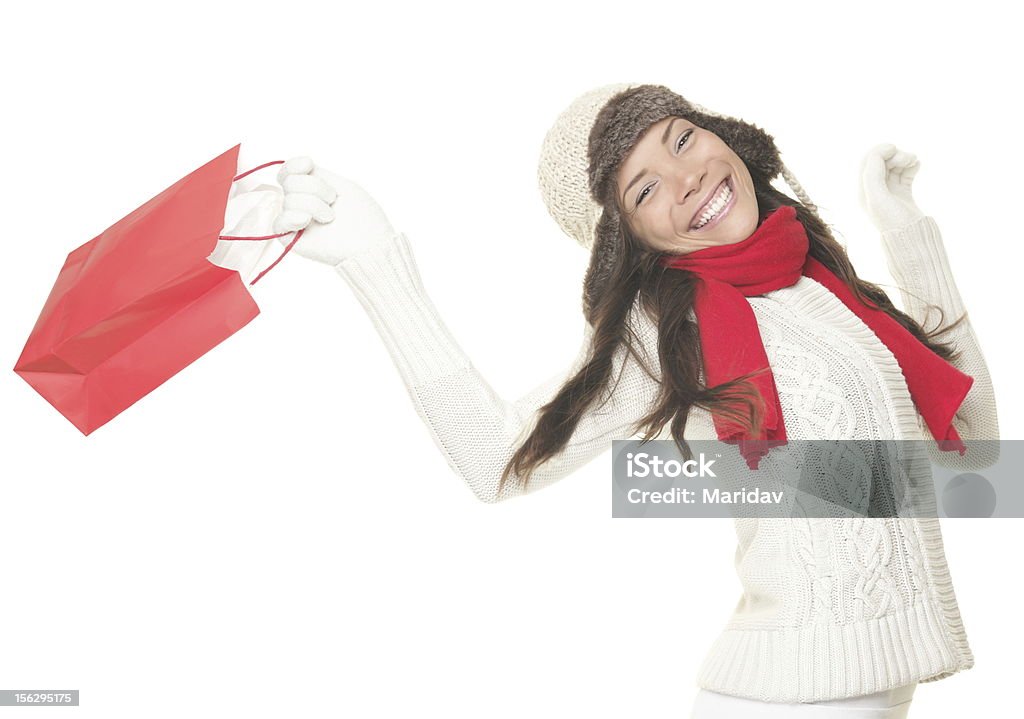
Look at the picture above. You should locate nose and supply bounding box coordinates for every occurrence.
[674,165,704,206]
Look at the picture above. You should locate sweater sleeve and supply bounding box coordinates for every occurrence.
[333,232,662,503]
[879,216,1000,470]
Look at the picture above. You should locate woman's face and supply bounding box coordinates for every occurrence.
[614,116,759,254]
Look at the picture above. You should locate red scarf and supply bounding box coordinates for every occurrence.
[660,204,973,469]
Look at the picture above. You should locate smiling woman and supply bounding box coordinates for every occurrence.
[522,83,997,716]
[214,82,999,718]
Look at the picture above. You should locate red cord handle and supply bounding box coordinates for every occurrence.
[218,159,305,286]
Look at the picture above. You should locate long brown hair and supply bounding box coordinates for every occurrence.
[498,171,965,494]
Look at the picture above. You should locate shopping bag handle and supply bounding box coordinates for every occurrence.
[217,160,305,286]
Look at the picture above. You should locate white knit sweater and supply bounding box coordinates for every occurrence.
[333,216,999,703]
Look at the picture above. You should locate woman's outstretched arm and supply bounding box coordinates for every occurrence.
[335,230,662,503]
[222,156,662,501]
[880,216,1000,470]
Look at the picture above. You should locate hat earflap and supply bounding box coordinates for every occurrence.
[582,207,625,322]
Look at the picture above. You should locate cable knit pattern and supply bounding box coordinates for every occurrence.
[333,217,998,703]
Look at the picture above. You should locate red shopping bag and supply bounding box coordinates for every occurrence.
[13,144,295,435]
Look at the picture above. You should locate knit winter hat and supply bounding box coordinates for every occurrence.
[537,83,819,319]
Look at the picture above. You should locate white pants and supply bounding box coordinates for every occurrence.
[690,683,917,718]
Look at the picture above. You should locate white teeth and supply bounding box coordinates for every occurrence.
[693,180,732,230]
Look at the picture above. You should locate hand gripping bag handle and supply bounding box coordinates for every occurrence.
[216,160,306,286]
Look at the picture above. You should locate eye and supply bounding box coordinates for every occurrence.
[635,129,695,207]
[635,183,654,207]
[676,128,694,152]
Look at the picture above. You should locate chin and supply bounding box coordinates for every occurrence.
[706,221,744,244]
[728,211,759,239]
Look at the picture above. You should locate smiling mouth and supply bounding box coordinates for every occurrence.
[691,176,735,231]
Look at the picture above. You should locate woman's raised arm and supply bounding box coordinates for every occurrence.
[860,144,999,470]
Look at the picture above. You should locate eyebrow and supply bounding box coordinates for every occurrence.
[621,117,681,207]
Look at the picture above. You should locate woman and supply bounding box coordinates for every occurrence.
[217,84,999,717]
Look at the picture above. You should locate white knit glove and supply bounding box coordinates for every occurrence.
[273,156,399,267]
[858,143,925,233]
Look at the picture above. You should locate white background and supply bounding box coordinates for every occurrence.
[1,1,1020,717]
